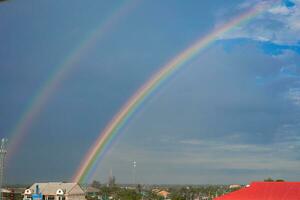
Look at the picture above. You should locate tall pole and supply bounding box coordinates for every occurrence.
[0,138,8,200]
[133,161,136,186]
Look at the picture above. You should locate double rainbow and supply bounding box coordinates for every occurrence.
[72,1,279,183]
[6,0,139,163]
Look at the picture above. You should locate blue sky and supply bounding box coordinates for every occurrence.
[1,0,300,184]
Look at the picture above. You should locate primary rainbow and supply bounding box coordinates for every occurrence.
[6,0,139,163]
[73,1,280,183]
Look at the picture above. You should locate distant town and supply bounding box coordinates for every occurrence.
[1,139,300,200]
[1,177,298,200]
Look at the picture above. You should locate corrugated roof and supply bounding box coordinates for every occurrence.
[84,186,99,193]
[9,188,27,194]
[29,182,81,195]
[1,188,11,193]
[157,190,170,198]
[214,182,300,200]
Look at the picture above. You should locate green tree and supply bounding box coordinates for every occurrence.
[116,189,141,200]
[137,184,142,193]
[264,178,274,182]
[91,180,101,189]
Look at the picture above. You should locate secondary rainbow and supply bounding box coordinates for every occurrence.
[6,0,139,163]
[73,1,280,183]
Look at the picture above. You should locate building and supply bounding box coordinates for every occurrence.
[23,183,86,200]
[2,188,11,200]
[228,184,241,189]
[5,187,26,200]
[214,182,300,200]
[1,187,27,200]
[157,190,170,199]
[151,189,170,199]
[83,187,99,198]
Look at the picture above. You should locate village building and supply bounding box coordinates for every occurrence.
[23,183,86,200]
[157,190,170,199]
[83,186,99,198]
[214,182,300,200]
[4,187,26,200]
[229,184,241,189]
[2,188,12,200]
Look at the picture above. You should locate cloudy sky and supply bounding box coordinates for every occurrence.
[1,0,300,185]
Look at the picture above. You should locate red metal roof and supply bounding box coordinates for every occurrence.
[214,182,300,200]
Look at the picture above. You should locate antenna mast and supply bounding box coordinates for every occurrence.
[0,138,8,200]
[133,160,136,186]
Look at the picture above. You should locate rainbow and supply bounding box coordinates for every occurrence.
[6,0,139,163]
[73,0,280,183]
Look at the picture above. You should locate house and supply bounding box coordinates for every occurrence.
[2,188,11,200]
[6,187,27,200]
[157,190,170,198]
[84,186,99,198]
[214,182,300,200]
[23,182,86,200]
[1,188,12,193]
[228,184,241,189]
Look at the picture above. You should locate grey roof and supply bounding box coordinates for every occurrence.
[85,187,99,193]
[9,188,26,194]
[29,182,83,196]
[1,188,11,193]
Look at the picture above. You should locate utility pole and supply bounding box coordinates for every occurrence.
[132,161,136,186]
[0,138,8,200]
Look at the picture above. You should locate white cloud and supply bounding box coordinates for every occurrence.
[286,88,300,105]
[171,153,300,171]
[269,6,291,15]
[180,138,273,153]
[220,0,300,44]
[179,139,205,145]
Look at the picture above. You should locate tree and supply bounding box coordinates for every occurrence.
[264,178,274,182]
[91,180,101,189]
[137,184,142,193]
[116,189,142,200]
[145,191,164,200]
